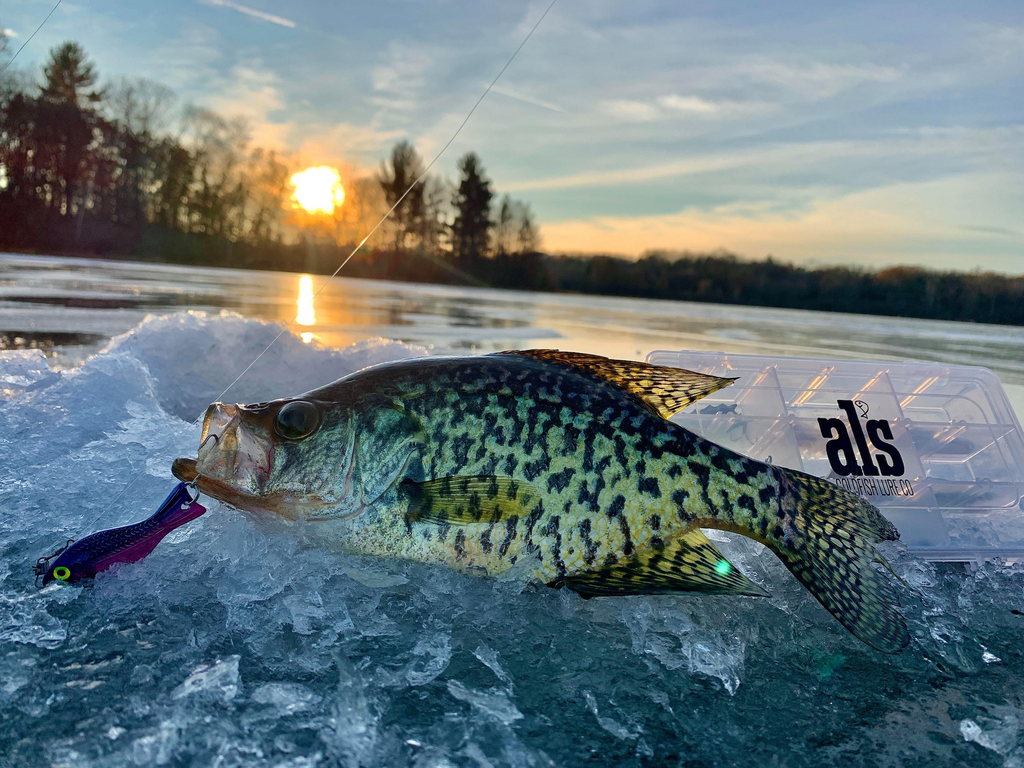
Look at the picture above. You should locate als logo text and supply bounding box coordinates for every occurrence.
[817,400,914,498]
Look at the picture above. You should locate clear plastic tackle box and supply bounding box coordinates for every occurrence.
[646,351,1024,563]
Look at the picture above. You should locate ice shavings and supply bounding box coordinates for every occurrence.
[3,310,1024,767]
[961,706,1024,768]
[172,655,241,701]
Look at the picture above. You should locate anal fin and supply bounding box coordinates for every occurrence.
[553,527,769,598]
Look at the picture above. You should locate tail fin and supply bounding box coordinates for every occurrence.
[770,468,909,653]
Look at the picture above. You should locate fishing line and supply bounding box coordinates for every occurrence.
[0,0,63,76]
[100,0,559,514]
[210,0,558,406]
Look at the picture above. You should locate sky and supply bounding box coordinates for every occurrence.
[2,0,1024,273]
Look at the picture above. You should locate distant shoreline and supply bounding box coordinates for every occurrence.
[3,246,1022,328]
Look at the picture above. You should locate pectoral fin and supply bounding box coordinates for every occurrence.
[401,475,540,525]
[499,349,736,418]
[553,527,769,598]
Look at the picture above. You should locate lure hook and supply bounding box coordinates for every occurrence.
[32,538,75,587]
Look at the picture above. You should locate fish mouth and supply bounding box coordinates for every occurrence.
[172,456,333,522]
[196,403,276,489]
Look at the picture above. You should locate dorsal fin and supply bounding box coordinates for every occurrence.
[500,349,736,419]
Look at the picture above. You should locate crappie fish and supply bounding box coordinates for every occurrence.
[173,350,909,652]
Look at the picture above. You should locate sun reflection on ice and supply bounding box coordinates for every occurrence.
[297,275,316,343]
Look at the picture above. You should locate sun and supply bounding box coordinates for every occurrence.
[290,166,345,214]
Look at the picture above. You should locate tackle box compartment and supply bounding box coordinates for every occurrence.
[647,350,1024,563]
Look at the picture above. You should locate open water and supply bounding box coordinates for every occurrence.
[2,253,1024,767]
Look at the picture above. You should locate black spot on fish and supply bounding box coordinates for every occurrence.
[671,488,690,517]
[582,436,595,472]
[499,516,518,558]
[737,494,756,514]
[454,529,467,559]
[545,516,566,578]
[691,462,711,491]
[578,518,598,565]
[480,526,493,554]
[649,514,661,531]
[667,464,682,479]
[613,435,628,470]
[607,494,626,520]
[437,522,451,543]
[618,515,634,556]
[525,504,544,539]
[711,451,730,472]
[759,484,775,505]
[561,424,581,457]
[468,492,482,521]
[451,434,472,472]
[523,454,550,481]
[503,454,520,476]
[547,467,576,494]
[637,477,661,498]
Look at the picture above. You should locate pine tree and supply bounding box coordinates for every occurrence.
[451,152,492,263]
[40,42,102,107]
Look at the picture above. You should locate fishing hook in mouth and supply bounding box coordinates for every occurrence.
[198,433,220,452]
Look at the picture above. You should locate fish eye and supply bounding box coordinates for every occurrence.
[275,401,320,441]
[53,566,71,581]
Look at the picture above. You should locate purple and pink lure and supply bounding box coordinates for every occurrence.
[36,483,206,585]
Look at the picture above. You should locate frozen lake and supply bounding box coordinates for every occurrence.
[2,253,1024,767]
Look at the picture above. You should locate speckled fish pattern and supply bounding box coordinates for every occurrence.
[309,351,909,653]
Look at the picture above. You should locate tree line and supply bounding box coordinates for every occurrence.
[0,38,539,272]
[2,36,1022,326]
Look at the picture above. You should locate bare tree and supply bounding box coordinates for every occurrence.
[515,200,541,254]
[377,140,426,251]
[104,77,176,137]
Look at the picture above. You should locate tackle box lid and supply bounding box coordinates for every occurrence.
[647,350,1024,563]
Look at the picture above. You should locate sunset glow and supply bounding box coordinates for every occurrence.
[290,166,345,214]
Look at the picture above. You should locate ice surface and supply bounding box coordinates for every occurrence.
[2,311,1024,767]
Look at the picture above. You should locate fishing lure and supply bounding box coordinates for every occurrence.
[34,483,206,586]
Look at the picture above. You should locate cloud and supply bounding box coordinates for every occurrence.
[730,60,904,100]
[504,128,1023,192]
[296,122,405,165]
[201,0,296,29]
[600,99,661,122]
[207,65,289,148]
[2,28,18,39]
[538,174,1024,273]
[204,64,402,163]
[370,42,440,115]
[489,83,564,113]
[598,94,778,123]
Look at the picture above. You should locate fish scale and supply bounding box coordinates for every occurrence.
[354,357,785,581]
